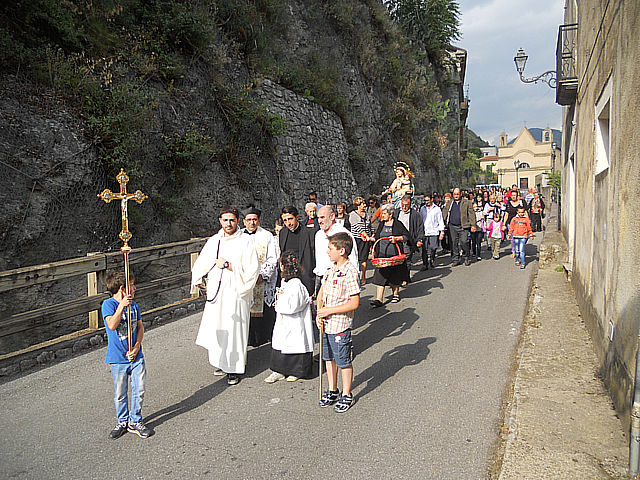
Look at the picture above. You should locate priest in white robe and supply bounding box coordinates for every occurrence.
[191,206,259,385]
[242,206,278,347]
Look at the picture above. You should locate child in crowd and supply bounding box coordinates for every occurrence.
[101,271,153,439]
[264,251,314,383]
[486,212,506,259]
[316,232,361,413]
[471,201,485,261]
[507,207,534,269]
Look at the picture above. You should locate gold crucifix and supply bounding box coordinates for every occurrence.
[98,169,147,356]
[98,169,148,253]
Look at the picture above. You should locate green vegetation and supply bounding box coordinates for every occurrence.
[276,52,348,123]
[161,123,218,188]
[1,0,464,194]
[211,80,288,171]
[546,171,561,191]
[0,0,287,185]
[386,0,461,62]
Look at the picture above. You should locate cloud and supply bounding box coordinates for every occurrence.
[456,0,564,144]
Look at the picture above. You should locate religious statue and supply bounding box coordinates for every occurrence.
[382,161,414,209]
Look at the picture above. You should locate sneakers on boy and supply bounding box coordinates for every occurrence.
[334,394,353,413]
[213,368,225,376]
[109,421,128,439]
[227,373,239,385]
[127,421,153,438]
[318,389,340,407]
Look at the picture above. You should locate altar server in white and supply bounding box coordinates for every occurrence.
[191,206,259,385]
[264,250,314,383]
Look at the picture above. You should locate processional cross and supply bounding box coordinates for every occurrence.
[98,169,148,355]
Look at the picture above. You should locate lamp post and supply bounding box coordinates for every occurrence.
[514,160,521,189]
[498,168,504,187]
[551,142,560,230]
[514,48,557,88]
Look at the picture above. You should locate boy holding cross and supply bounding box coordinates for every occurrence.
[316,232,360,413]
[102,270,153,439]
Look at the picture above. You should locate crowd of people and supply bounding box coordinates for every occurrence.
[101,163,547,438]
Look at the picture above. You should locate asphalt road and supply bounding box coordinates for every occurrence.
[1,236,541,480]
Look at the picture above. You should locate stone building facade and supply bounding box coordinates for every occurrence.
[480,127,561,190]
[558,0,640,429]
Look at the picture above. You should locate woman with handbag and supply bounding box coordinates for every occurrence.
[370,204,410,307]
[349,196,375,287]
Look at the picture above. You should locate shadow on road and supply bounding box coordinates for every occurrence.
[353,336,436,400]
[144,379,227,430]
[354,307,420,357]
[145,343,273,429]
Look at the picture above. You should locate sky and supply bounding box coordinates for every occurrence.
[455,0,565,146]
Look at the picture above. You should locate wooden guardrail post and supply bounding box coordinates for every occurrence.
[86,253,104,330]
[190,238,199,299]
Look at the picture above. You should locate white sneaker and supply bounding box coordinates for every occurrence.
[213,368,225,376]
[264,372,285,383]
[286,376,299,382]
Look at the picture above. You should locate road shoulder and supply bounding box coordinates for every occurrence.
[492,213,628,479]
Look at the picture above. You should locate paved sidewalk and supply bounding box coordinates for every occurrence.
[496,212,629,479]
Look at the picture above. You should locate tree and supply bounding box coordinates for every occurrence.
[386,0,461,58]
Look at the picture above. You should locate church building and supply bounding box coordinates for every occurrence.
[479,126,561,191]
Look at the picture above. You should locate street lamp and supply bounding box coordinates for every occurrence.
[513,47,557,88]
[514,160,521,189]
[550,142,560,230]
[498,168,504,186]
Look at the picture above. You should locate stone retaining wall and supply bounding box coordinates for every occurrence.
[254,78,358,205]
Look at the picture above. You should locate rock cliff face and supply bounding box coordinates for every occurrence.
[1,1,466,269]
[0,1,466,343]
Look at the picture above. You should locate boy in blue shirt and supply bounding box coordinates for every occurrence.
[101,271,153,439]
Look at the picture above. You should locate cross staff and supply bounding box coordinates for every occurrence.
[98,169,147,356]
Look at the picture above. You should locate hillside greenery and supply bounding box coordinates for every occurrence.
[1,0,462,188]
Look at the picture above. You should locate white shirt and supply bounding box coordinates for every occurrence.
[397,210,411,232]
[313,223,360,276]
[419,204,445,236]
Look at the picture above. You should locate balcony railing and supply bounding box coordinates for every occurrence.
[556,23,578,105]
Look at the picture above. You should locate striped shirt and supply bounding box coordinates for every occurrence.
[321,261,360,334]
[349,211,373,238]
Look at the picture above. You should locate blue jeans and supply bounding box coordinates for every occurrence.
[322,329,352,368]
[110,357,146,423]
[421,235,439,265]
[514,238,527,265]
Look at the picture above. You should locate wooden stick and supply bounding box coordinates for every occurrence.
[124,250,133,359]
[318,324,323,401]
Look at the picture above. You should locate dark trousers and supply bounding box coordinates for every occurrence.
[470,231,483,258]
[530,212,542,232]
[449,224,470,262]
[404,244,419,268]
[441,228,450,251]
[421,235,439,265]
